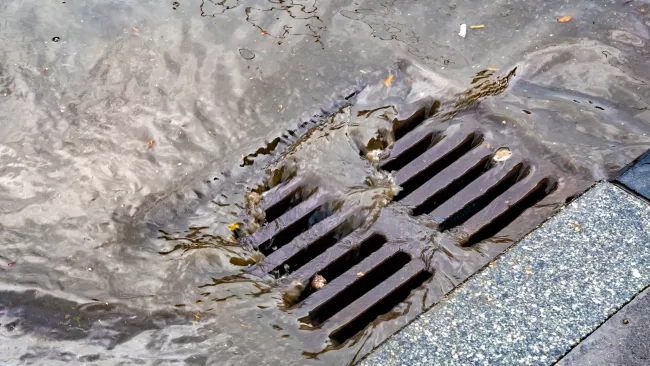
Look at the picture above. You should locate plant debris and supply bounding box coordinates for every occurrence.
[384,73,394,87]
[470,25,485,29]
[148,139,154,147]
[493,147,512,162]
[311,274,327,290]
[557,15,572,23]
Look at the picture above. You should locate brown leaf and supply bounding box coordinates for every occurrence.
[557,15,572,23]
[311,274,327,289]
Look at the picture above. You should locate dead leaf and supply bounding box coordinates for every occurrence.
[357,272,365,277]
[241,323,249,328]
[132,26,139,32]
[525,268,532,276]
[228,223,240,231]
[493,147,512,162]
[384,74,394,87]
[194,314,200,319]
[148,139,154,147]
[557,15,572,23]
[470,25,485,29]
[311,274,327,289]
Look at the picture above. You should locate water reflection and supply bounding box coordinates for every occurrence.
[340,2,469,67]
[201,0,325,46]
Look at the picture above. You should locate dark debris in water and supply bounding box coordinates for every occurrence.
[200,0,325,46]
[239,48,256,60]
[157,227,240,255]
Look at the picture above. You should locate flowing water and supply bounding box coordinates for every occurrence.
[2,0,650,364]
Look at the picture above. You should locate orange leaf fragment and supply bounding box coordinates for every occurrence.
[384,74,394,87]
[148,139,154,147]
[557,15,572,23]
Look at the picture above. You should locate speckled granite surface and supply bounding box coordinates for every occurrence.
[558,286,650,366]
[360,183,650,366]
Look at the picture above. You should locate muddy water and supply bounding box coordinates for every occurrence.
[2,0,650,364]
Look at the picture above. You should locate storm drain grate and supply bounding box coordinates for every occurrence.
[381,121,558,246]
[241,111,569,352]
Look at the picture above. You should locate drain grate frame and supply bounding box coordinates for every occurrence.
[240,107,579,357]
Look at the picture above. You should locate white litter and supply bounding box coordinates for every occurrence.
[459,24,467,38]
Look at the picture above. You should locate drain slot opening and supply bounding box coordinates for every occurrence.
[413,155,495,216]
[396,133,484,201]
[329,270,432,345]
[438,163,527,231]
[464,178,557,247]
[264,187,311,223]
[298,234,388,303]
[259,204,336,256]
[271,219,365,279]
[308,252,411,326]
[393,100,440,140]
[381,133,440,173]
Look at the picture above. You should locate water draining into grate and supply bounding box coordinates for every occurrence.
[240,109,566,353]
